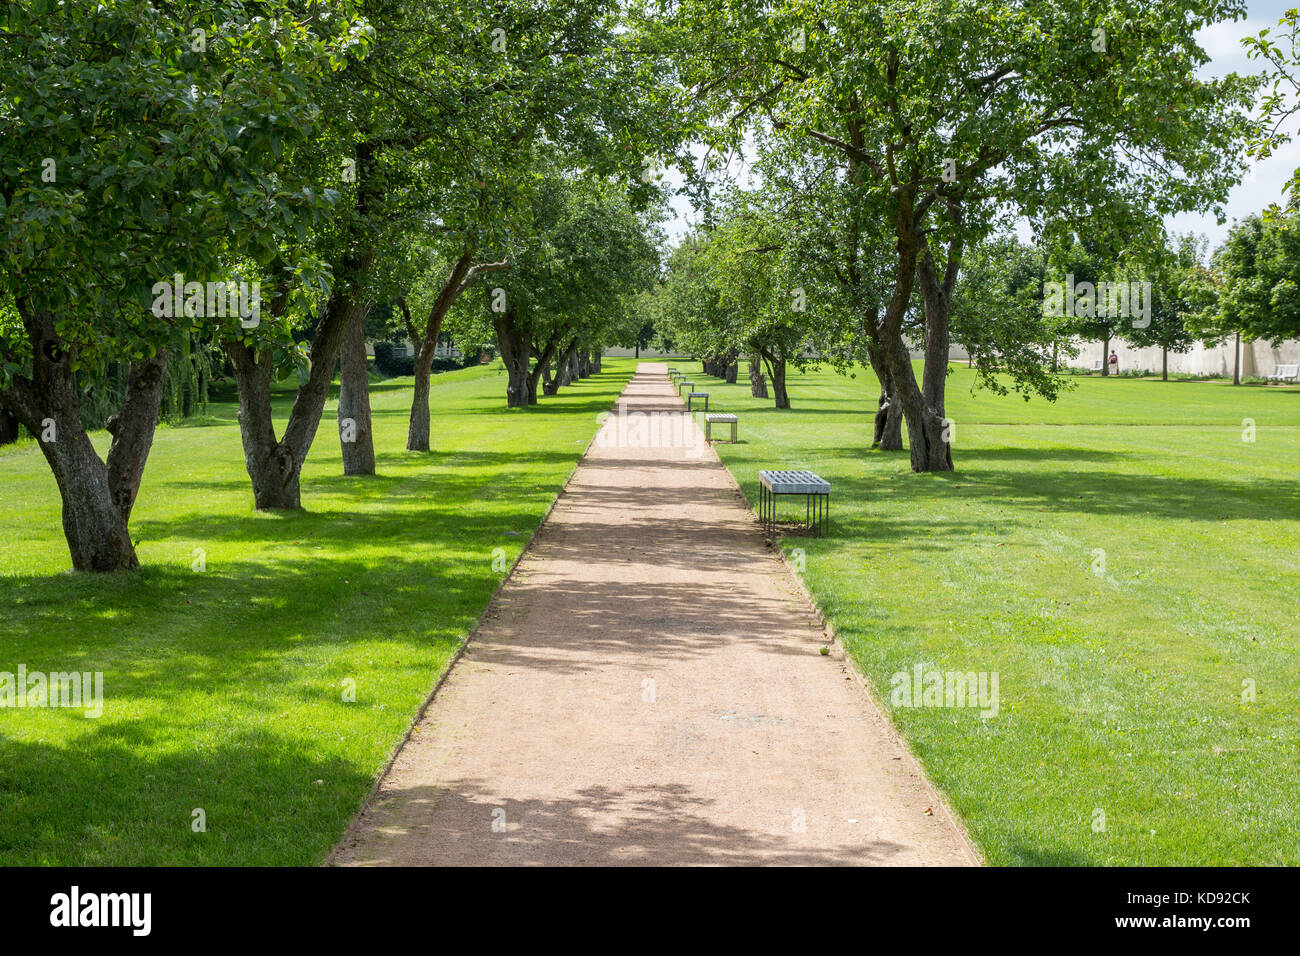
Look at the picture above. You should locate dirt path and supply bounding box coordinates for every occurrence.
[331,364,976,866]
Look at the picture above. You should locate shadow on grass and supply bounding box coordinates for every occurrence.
[0,732,374,865]
[727,446,1299,526]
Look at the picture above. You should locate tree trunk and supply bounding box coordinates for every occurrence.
[546,338,579,395]
[867,342,903,450]
[725,357,738,384]
[881,333,950,471]
[1162,346,1168,382]
[526,336,559,405]
[762,352,790,409]
[225,273,363,509]
[42,427,140,572]
[748,354,768,398]
[591,351,602,373]
[577,350,591,378]
[0,304,169,571]
[407,343,434,452]
[1102,332,1111,375]
[402,252,507,451]
[876,231,953,472]
[0,407,18,445]
[494,308,530,408]
[1233,332,1241,385]
[337,302,375,476]
[225,343,302,510]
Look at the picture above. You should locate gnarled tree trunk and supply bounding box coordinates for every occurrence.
[526,336,560,405]
[882,233,958,472]
[748,354,768,398]
[760,350,790,409]
[494,308,530,408]
[1,303,168,571]
[867,342,904,450]
[337,302,375,476]
[545,338,579,395]
[225,274,363,509]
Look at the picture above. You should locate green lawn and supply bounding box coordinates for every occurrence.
[0,359,635,865]
[703,363,1300,865]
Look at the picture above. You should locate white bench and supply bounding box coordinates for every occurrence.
[758,469,830,539]
[1093,359,1103,371]
[1265,363,1298,383]
[705,412,738,443]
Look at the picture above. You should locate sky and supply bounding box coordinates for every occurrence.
[660,0,1298,251]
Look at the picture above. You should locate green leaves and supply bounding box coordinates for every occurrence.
[1213,210,1300,344]
[0,0,367,364]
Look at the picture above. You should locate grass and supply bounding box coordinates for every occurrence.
[701,363,1300,865]
[0,359,635,865]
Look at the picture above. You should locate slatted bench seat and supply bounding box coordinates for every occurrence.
[705,412,738,443]
[758,469,830,540]
[1265,363,1298,383]
[687,392,709,412]
[678,380,694,395]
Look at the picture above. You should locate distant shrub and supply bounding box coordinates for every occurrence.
[373,342,414,377]
[373,343,485,378]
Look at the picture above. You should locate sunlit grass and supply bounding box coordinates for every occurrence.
[0,360,635,865]
[704,362,1300,865]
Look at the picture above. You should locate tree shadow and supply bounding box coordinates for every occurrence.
[335,780,914,866]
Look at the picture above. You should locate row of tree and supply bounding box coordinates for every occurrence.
[648,191,1300,434]
[6,0,1299,572]
[631,0,1269,471]
[1,1,674,572]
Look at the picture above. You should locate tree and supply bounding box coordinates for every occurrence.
[0,1,360,568]
[648,0,1258,470]
[394,242,507,450]
[951,235,1069,396]
[325,0,679,460]
[1213,211,1300,361]
[1045,236,1127,375]
[1124,234,1210,380]
[483,154,661,407]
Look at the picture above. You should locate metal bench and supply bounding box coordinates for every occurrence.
[705,412,738,443]
[678,380,694,396]
[758,469,829,540]
[1265,363,1298,383]
[687,392,709,412]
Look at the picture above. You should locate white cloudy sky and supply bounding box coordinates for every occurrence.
[661,1,1297,250]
